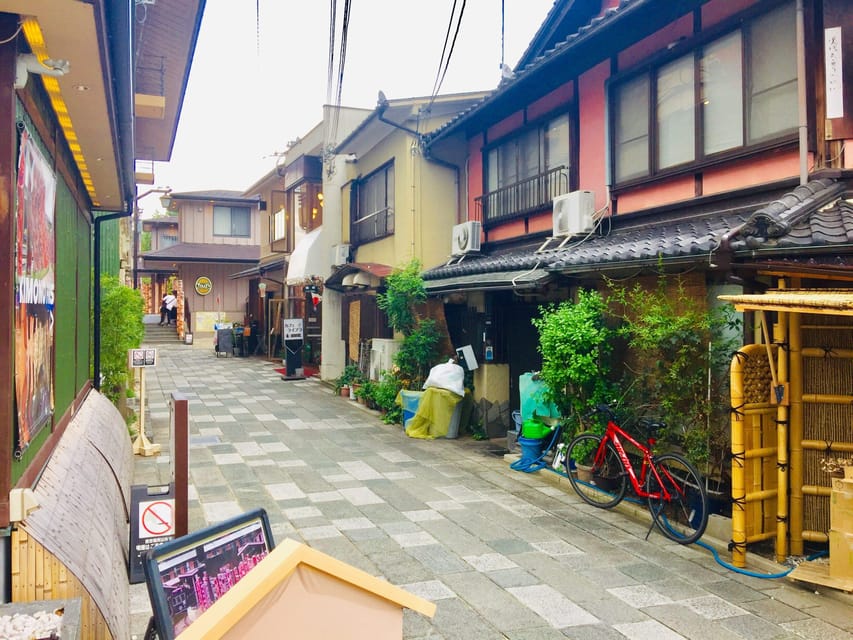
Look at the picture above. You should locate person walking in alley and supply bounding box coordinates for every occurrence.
[158,294,169,326]
[163,290,177,325]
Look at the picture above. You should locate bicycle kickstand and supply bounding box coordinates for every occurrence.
[644,503,662,541]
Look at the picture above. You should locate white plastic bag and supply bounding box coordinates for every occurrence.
[423,359,465,397]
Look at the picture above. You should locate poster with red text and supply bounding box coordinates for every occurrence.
[15,129,57,451]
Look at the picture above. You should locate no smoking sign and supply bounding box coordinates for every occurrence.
[130,484,177,583]
[139,499,175,538]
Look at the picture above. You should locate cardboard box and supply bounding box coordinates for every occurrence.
[829,530,853,578]
[831,479,853,531]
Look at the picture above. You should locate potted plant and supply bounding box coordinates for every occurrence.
[355,379,377,407]
[334,363,364,397]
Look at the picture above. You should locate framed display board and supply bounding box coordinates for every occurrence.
[143,509,275,639]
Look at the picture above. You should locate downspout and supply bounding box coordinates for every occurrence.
[376,99,425,260]
[796,0,808,185]
[93,0,136,390]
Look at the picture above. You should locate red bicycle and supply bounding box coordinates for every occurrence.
[565,405,709,544]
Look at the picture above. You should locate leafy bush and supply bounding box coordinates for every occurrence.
[377,259,425,336]
[606,273,740,468]
[372,372,403,424]
[334,362,364,394]
[394,318,441,390]
[98,275,144,405]
[532,290,615,435]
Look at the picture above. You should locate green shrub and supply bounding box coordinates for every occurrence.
[532,290,615,436]
[97,275,144,405]
[606,272,740,469]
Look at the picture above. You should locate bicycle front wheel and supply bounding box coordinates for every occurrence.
[646,453,709,544]
[565,433,627,509]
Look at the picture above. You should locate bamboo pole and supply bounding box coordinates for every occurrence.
[789,309,804,556]
[730,349,747,567]
[802,393,853,404]
[801,440,853,452]
[776,311,790,562]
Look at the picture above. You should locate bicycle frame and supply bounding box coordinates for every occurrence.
[593,418,675,501]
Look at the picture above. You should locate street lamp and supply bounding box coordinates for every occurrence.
[133,186,172,289]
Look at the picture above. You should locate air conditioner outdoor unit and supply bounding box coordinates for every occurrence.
[369,338,402,380]
[332,243,351,266]
[451,220,482,256]
[552,190,595,237]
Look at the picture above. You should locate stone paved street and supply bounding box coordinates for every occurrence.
[130,335,853,639]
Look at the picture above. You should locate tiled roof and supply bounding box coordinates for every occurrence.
[727,179,848,251]
[141,242,260,263]
[422,179,851,285]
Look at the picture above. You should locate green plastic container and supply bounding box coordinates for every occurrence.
[521,419,554,440]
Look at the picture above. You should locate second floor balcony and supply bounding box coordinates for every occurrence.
[475,166,569,229]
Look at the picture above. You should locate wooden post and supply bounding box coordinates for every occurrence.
[132,367,161,456]
[170,392,189,538]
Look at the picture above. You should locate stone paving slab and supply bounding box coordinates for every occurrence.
[129,340,853,639]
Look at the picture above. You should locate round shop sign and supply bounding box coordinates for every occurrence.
[195,276,213,296]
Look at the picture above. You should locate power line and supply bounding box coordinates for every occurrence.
[430,0,467,109]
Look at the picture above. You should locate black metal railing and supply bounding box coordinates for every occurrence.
[475,166,569,228]
[352,207,394,244]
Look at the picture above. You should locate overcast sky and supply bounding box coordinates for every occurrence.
[138,0,556,215]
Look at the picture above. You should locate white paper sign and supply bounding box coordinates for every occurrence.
[283,318,304,340]
[825,27,844,119]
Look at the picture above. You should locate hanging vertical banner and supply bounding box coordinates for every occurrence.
[825,27,844,119]
[15,129,57,450]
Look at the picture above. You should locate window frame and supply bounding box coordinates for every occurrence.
[212,205,251,238]
[608,0,797,190]
[350,161,395,245]
[479,109,575,227]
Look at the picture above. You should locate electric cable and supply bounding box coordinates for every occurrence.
[429,0,467,111]
[330,0,352,148]
[430,0,458,100]
[326,0,337,105]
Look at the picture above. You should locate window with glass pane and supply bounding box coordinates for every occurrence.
[702,32,743,154]
[747,3,797,143]
[354,164,394,243]
[213,206,250,237]
[611,1,796,185]
[544,115,570,171]
[296,182,323,232]
[614,74,650,181]
[657,55,695,168]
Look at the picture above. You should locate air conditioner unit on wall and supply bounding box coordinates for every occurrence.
[451,220,482,256]
[552,190,595,237]
[332,243,351,266]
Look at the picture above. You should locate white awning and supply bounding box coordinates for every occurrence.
[286,226,327,284]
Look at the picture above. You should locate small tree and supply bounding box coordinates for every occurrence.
[377,259,425,336]
[377,259,441,390]
[98,275,145,405]
[532,289,614,435]
[606,272,740,469]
